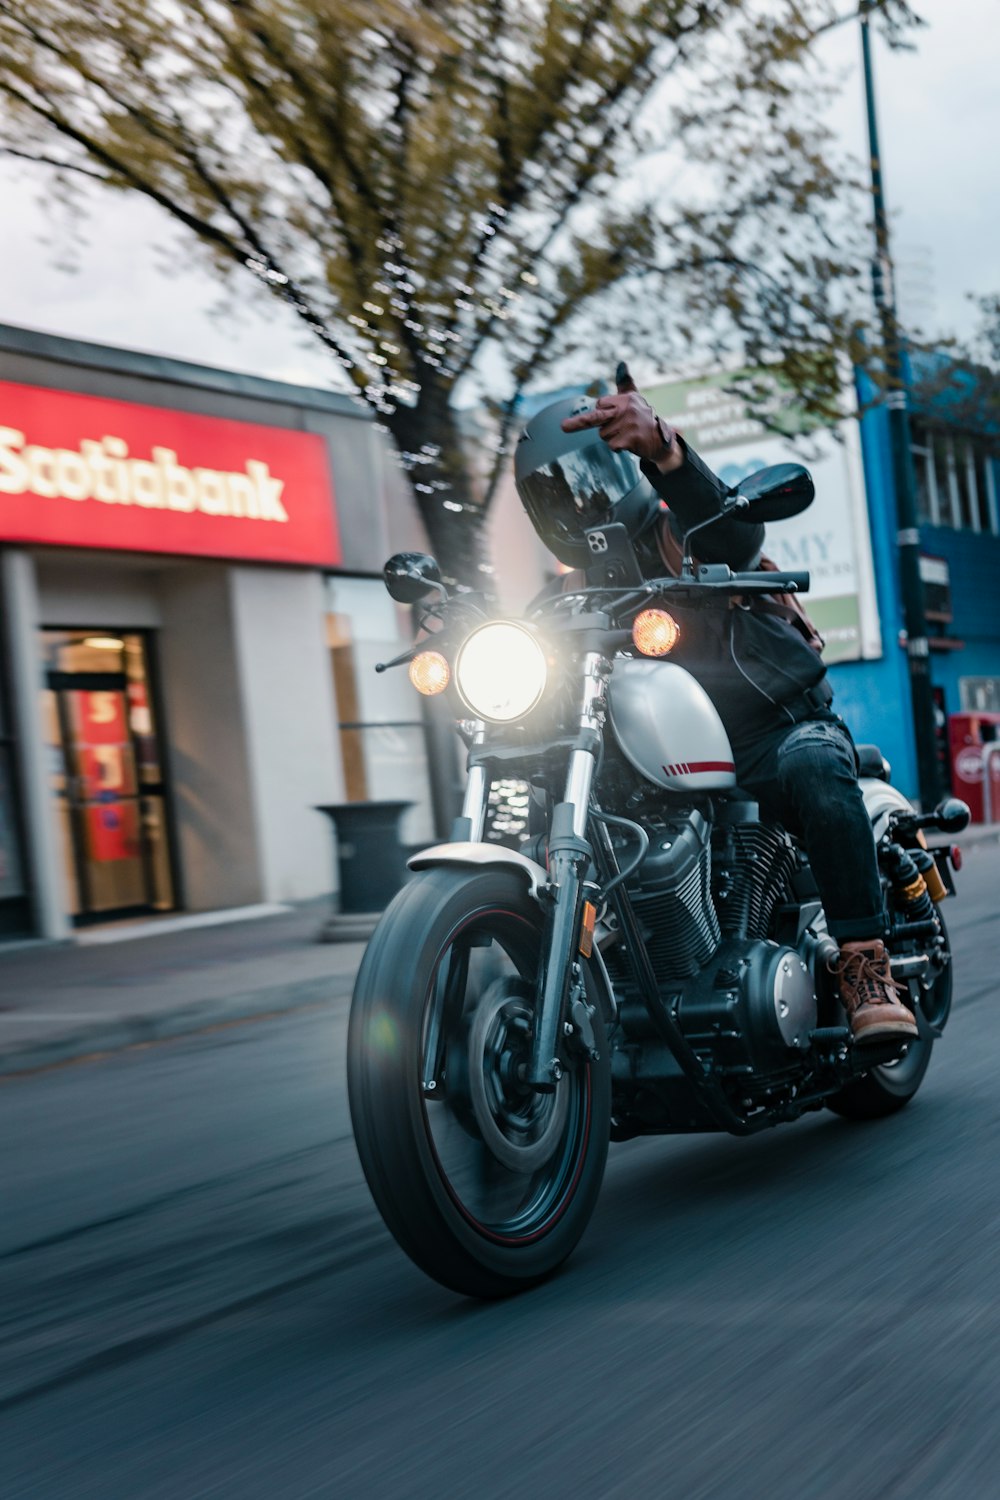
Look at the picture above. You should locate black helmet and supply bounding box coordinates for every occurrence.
[514,395,660,569]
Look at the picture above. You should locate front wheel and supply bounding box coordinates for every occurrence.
[347,867,611,1298]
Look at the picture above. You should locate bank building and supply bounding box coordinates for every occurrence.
[0,323,447,941]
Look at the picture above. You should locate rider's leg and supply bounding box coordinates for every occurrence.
[742,715,917,1042]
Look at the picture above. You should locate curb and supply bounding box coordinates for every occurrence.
[953,823,1000,849]
[0,971,357,1079]
[317,911,382,943]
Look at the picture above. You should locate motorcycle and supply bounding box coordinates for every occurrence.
[346,461,968,1298]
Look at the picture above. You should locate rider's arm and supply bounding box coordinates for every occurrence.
[558,378,765,571]
[640,439,765,570]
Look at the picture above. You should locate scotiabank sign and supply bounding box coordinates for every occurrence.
[0,381,341,566]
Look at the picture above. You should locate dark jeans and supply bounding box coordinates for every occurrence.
[736,714,886,943]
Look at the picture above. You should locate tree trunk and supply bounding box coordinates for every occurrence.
[387,385,488,587]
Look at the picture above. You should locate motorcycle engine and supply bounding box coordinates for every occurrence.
[675,936,818,1076]
[611,805,818,1077]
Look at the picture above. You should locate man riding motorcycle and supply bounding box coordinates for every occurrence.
[514,364,916,1045]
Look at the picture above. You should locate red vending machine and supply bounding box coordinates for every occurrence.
[948,713,1000,822]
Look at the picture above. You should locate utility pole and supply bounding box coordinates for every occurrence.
[860,4,941,809]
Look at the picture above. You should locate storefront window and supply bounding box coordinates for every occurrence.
[0,732,26,903]
[326,577,436,847]
[961,677,1000,713]
[41,629,175,921]
[0,594,29,931]
[910,425,1000,535]
[910,422,937,525]
[972,448,994,533]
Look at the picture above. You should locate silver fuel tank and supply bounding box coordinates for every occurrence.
[607,658,737,794]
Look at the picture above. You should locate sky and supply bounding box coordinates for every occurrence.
[0,0,996,394]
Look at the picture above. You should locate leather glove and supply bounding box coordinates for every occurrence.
[560,362,682,472]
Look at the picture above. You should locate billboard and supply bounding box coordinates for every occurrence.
[644,371,882,664]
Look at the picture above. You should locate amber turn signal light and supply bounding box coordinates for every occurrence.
[579,900,596,958]
[409,650,450,695]
[632,609,680,657]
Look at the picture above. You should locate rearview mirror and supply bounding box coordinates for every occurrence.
[733,463,815,523]
[383,552,444,604]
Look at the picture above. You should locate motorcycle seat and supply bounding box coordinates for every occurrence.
[855,743,890,781]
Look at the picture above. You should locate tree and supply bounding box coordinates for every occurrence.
[0,0,922,580]
[906,296,1000,441]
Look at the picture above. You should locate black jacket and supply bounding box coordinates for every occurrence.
[641,442,831,754]
[539,440,831,758]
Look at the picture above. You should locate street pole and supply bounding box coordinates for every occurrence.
[860,6,941,809]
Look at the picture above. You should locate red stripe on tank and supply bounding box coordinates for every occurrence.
[662,760,735,776]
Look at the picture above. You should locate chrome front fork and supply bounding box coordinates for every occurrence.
[458,721,488,842]
[454,660,609,1091]
[563,652,609,835]
[527,651,610,1089]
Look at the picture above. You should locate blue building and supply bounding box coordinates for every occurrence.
[847,356,1000,800]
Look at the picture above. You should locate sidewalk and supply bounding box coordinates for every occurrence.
[2,821,998,1080]
[0,900,367,1078]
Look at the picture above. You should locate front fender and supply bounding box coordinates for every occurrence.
[407,841,549,900]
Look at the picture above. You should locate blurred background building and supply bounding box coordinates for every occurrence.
[2,323,998,944]
[0,323,438,941]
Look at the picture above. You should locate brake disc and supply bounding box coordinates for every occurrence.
[467,976,569,1173]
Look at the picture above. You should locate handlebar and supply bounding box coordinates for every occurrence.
[644,566,810,598]
[771,571,810,593]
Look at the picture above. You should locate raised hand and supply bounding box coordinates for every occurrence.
[560,361,682,471]
[615,360,638,393]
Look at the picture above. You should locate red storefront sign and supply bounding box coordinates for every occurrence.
[0,380,341,566]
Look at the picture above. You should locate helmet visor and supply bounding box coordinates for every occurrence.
[518,444,641,543]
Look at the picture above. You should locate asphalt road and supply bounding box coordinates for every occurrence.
[3,842,1000,1500]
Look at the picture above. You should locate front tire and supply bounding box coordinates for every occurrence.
[347,867,611,1298]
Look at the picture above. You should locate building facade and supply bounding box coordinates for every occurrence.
[0,324,437,941]
[856,356,1000,800]
[6,328,994,945]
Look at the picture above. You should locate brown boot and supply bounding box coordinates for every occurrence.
[830,940,919,1044]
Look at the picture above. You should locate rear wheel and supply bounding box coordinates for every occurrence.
[347,867,611,1298]
[826,1035,933,1120]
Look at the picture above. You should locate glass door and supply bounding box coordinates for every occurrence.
[0,597,30,937]
[43,631,175,923]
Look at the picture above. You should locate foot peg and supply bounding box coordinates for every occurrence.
[809,1027,852,1046]
[809,1025,908,1073]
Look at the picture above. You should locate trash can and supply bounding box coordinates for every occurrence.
[315,801,413,935]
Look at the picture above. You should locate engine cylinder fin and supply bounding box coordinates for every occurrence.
[626,814,721,979]
[714,823,798,940]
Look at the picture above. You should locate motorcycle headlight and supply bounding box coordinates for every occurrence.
[454,621,548,722]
